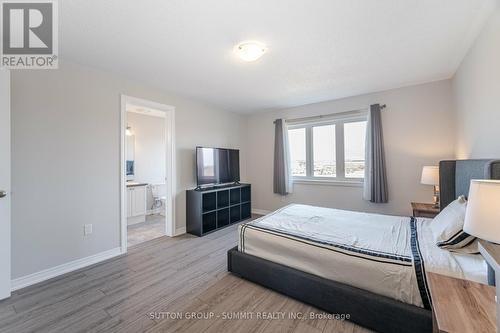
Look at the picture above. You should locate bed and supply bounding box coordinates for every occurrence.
[227,159,500,333]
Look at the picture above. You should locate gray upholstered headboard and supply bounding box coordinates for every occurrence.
[439,159,500,210]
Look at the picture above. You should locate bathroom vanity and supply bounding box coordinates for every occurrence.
[127,182,147,225]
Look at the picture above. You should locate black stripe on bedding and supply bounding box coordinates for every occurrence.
[241,222,252,252]
[437,230,475,249]
[438,229,462,244]
[241,222,248,251]
[242,223,413,264]
[239,222,246,251]
[243,219,413,261]
[241,224,414,267]
[410,217,432,310]
[245,223,413,262]
[242,215,432,309]
[240,206,412,259]
[459,236,477,248]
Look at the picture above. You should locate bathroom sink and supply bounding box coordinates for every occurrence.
[126,181,148,187]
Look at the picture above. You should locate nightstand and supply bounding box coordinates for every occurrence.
[427,272,496,333]
[411,202,439,218]
[479,240,500,332]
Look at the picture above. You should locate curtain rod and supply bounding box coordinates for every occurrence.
[274,104,386,125]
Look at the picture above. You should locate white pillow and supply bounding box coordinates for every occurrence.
[431,196,475,249]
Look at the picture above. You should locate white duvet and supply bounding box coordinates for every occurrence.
[238,204,487,308]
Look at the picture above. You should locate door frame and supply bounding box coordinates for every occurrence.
[0,69,11,300]
[120,95,176,253]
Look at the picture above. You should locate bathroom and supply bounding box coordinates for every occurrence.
[126,105,168,247]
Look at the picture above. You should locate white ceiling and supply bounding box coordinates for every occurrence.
[60,0,496,113]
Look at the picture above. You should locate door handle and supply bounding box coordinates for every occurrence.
[0,191,6,198]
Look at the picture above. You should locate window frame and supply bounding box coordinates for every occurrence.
[288,111,368,186]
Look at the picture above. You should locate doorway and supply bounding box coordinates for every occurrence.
[120,95,176,252]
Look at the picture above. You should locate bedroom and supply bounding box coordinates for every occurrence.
[0,0,500,332]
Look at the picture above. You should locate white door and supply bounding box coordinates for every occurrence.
[0,69,11,300]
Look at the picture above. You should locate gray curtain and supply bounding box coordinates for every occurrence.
[273,119,291,195]
[363,104,388,203]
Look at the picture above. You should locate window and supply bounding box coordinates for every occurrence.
[288,128,306,176]
[313,124,335,177]
[288,112,367,182]
[344,121,367,178]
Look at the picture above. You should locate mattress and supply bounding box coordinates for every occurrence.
[238,204,487,309]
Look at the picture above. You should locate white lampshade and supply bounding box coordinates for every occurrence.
[421,166,439,185]
[463,180,500,244]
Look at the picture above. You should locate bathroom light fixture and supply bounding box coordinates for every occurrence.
[126,126,133,136]
[234,41,267,62]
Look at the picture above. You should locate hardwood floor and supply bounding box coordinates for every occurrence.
[0,216,372,333]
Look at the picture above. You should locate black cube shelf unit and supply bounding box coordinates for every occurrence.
[186,183,251,236]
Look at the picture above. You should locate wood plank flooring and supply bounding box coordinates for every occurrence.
[0,216,372,333]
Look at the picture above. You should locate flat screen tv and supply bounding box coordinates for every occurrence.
[196,147,240,186]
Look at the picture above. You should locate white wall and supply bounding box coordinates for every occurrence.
[245,80,456,216]
[11,61,246,279]
[127,112,166,184]
[452,3,500,159]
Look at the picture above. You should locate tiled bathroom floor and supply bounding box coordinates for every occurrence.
[127,214,165,247]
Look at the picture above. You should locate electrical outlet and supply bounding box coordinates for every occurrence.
[84,224,93,236]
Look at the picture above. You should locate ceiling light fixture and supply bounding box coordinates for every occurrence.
[234,41,267,62]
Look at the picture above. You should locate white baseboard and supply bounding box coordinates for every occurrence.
[11,247,122,291]
[252,208,272,215]
[174,227,186,236]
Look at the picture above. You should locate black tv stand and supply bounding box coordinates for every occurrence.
[186,183,251,236]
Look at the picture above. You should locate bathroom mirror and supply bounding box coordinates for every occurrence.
[126,134,135,179]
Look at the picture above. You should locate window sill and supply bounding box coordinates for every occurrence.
[292,178,364,187]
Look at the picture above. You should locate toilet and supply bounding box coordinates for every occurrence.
[159,196,167,216]
[150,184,167,216]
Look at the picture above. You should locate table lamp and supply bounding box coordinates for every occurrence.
[464,180,500,244]
[465,179,500,333]
[421,166,440,208]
